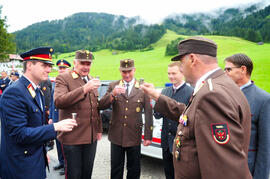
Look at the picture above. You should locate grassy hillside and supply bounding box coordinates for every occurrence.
[51,30,270,92]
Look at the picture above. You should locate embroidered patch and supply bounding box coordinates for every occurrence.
[211,123,230,144]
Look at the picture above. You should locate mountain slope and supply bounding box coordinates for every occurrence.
[50,31,270,92]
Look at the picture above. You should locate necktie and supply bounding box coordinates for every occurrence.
[173,88,176,95]
[126,83,129,96]
[83,77,88,83]
[35,88,43,111]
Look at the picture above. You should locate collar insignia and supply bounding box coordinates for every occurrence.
[119,80,124,87]
[71,71,79,79]
[193,81,205,96]
[134,80,139,88]
[27,84,36,98]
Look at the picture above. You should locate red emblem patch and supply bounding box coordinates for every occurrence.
[211,123,230,145]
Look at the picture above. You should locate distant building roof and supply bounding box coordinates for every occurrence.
[9,54,22,61]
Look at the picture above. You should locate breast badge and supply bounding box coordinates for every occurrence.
[175,135,181,148]
[136,107,140,112]
[179,114,188,126]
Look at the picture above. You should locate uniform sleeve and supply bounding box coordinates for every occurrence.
[143,93,153,140]
[154,95,186,121]
[98,83,114,110]
[153,88,166,119]
[194,91,250,179]
[253,97,270,179]
[2,90,56,145]
[54,75,86,109]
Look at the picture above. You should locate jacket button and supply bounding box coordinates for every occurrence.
[124,123,127,126]
[125,108,128,111]
[168,123,171,126]
[126,100,128,103]
[24,151,28,154]
[125,116,127,119]
[168,132,171,135]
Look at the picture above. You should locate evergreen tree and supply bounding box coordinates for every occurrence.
[0,5,16,61]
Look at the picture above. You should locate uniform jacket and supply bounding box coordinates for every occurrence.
[154,83,193,153]
[0,77,10,92]
[242,82,270,179]
[99,80,153,147]
[154,69,252,179]
[0,75,56,179]
[54,71,102,145]
[49,82,59,123]
[39,79,52,111]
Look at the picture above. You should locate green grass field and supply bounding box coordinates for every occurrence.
[50,30,270,92]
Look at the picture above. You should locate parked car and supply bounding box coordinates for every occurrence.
[98,81,113,130]
[141,114,163,159]
[141,88,163,160]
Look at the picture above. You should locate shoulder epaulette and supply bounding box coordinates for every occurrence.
[207,79,213,91]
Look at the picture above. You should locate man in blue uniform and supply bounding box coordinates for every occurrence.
[49,59,71,175]
[0,47,77,179]
[0,71,10,93]
[224,53,270,179]
[8,71,20,86]
[154,62,193,179]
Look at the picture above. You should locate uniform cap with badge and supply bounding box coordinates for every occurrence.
[56,59,71,68]
[171,36,217,61]
[119,59,135,71]
[20,47,54,65]
[11,71,20,77]
[75,50,93,62]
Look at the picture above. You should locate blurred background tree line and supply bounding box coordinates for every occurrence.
[0,5,16,62]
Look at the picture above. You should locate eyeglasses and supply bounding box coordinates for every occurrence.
[224,67,239,72]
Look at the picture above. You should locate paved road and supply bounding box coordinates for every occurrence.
[46,132,165,179]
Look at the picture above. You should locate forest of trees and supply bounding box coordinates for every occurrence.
[0,6,16,61]
[14,13,166,53]
[7,3,270,54]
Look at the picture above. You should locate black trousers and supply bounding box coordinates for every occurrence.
[111,143,141,179]
[162,148,174,179]
[63,141,97,179]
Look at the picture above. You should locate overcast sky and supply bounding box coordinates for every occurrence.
[0,0,268,32]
